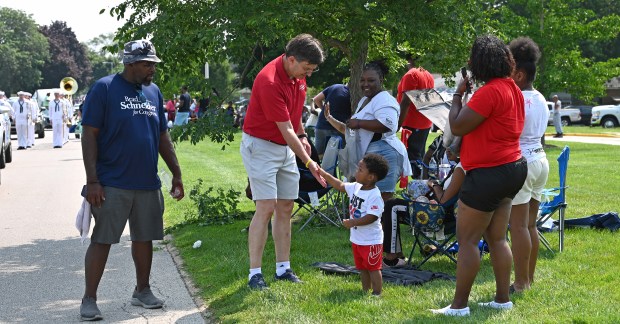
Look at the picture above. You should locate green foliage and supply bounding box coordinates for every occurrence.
[0,7,49,95]
[183,178,247,226]
[169,112,237,147]
[107,0,486,108]
[496,0,620,102]
[165,137,620,322]
[38,21,93,91]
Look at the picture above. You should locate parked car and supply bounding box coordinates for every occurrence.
[40,108,51,129]
[565,105,593,126]
[547,102,581,126]
[0,104,13,169]
[591,104,620,128]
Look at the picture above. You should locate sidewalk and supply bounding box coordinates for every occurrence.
[545,133,620,146]
[0,135,206,323]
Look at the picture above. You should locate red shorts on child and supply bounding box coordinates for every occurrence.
[352,243,383,271]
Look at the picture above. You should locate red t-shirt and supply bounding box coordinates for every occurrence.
[243,55,306,144]
[460,78,524,170]
[397,67,435,130]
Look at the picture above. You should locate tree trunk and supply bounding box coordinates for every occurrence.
[348,40,369,114]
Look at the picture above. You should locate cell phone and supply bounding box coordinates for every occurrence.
[461,67,471,94]
[80,185,87,198]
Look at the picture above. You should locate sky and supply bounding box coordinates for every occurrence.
[0,0,127,42]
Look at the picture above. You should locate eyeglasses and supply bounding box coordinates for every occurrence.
[305,66,319,74]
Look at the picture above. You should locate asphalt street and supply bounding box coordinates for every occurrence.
[0,130,204,323]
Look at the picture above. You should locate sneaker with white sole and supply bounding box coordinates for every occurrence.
[430,305,470,316]
[478,300,513,309]
[131,286,164,309]
[274,269,302,283]
[382,257,407,268]
[80,296,103,321]
[248,273,269,290]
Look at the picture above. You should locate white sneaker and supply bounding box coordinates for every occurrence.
[430,305,470,316]
[478,301,513,309]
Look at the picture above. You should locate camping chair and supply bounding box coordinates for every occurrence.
[537,145,570,252]
[294,136,344,231]
[404,196,458,269]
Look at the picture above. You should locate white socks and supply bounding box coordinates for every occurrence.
[249,268,261,280]
[249,262,291,279]
[275,261,290,276]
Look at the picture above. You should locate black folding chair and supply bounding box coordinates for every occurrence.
[294,136,343,231]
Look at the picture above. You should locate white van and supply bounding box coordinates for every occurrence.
[32,88,61,109]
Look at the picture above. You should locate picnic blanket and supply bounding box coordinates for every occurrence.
[311,262,454,286]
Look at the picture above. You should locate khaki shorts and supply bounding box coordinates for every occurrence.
[91,186,165,244]
[513,157,550,205]
[240,132,299,200]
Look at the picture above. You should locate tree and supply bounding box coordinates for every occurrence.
[0,7,49,95]
[493,0,620,103]
[106,0,486,108]
[39,21,92,93]
[85,33,122,88]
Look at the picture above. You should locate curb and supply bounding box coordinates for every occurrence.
[163,234,215,323]
[545,132,620,138]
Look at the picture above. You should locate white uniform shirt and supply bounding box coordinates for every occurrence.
[11,99,31,125]
[29,99,40,123]
[49,99,67,121]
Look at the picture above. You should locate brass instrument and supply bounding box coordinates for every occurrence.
[60,77,78,127]
[60,77,78,95]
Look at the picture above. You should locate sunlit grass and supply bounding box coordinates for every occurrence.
[161,130,620,323]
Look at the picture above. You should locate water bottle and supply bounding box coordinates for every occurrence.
[159,168,181,198]
[438,164,451,181]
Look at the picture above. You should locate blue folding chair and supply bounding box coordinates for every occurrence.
[537,145,570,252]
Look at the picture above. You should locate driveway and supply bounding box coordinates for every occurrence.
[0,131,205,323]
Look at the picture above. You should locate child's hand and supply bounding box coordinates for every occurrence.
[342,219,354,229]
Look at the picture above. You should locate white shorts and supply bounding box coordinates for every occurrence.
[240,132,299,200]
[512,157,549,205]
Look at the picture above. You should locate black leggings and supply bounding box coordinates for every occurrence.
[381,198,409,254]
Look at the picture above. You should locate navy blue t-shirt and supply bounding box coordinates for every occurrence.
[82,74,168,190]
[315,84,351,130]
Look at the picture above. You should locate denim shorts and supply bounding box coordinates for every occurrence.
[366,139,403,193]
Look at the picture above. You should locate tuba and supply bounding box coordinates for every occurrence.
[60,77,78,95]
[60,77,78,127]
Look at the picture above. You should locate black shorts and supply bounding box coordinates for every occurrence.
[459,157,528,212]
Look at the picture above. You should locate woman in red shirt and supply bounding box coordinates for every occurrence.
[431,34,528,317]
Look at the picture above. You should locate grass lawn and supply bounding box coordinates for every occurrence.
[160,131,620,323]
[547,125,620,136]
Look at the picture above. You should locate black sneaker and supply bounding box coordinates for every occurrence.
[248,273,268,290]
[274,269,302,283]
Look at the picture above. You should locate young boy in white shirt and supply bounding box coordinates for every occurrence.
[319,153,388,296]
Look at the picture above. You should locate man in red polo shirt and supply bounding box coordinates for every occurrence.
[241,34,326,290]
[397,57,435,178]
